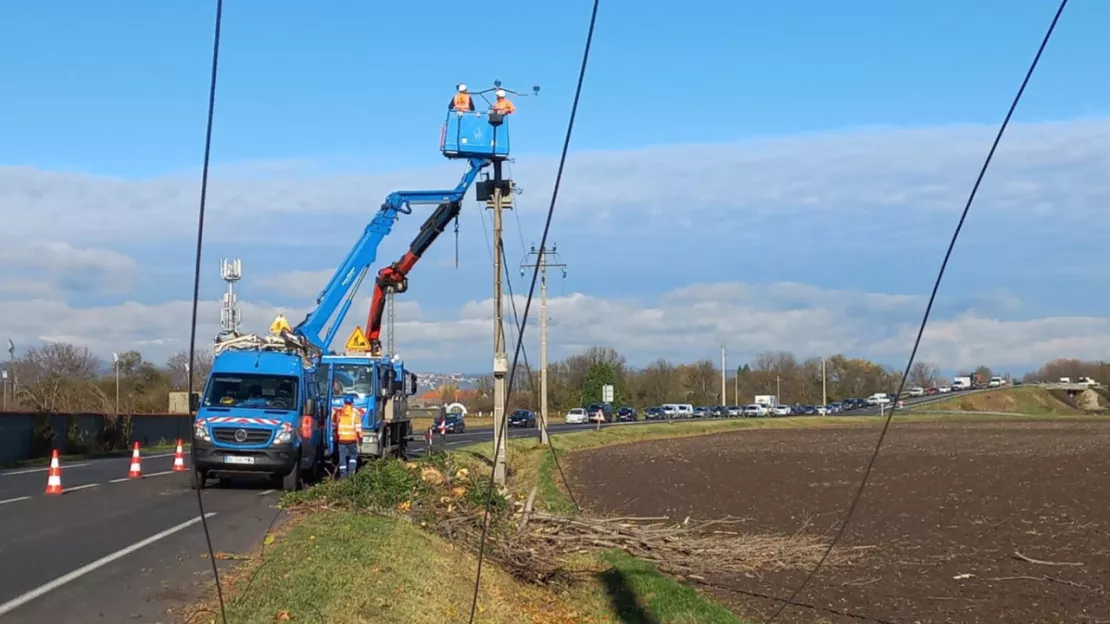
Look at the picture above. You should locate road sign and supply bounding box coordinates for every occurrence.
[602,384,614,403]
[344,326,371,352]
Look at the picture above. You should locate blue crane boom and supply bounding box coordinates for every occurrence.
[291,156,490,352]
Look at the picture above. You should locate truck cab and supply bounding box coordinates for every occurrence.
[192,350,323,490]
[317,354,418,463]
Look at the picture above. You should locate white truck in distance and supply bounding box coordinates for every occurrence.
[754,395,778,408]
[952,376,972,390]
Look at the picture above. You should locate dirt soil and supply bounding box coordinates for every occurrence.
[567,421,1110,624]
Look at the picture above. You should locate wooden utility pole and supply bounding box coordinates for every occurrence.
[521,245,567,446]
[487,163,513,486]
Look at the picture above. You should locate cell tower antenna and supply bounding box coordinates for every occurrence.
[219,257,243,336]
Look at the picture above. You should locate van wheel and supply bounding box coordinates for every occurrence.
[282,462,303,491]
[192,469,208,490]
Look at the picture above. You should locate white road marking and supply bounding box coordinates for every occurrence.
[0,452,177,478]
[0,496,31,506]
[62,483,100,494]
[0,463,90,477]
[257,489,276,496]
[0,512,217,616]
[108,470,176,484]
[142,453,176,460]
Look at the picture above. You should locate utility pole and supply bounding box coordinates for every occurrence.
[776,375,782,402]
[720,344,727,406]
[733,373,738,406]
[485,161,513,487]
[821,357,828,414]
[521,245,567,446]
[112,352,120,418]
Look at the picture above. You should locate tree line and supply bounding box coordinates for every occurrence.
[2,341,1106,417]
[1,342,212,415]
[447,348,1108,415]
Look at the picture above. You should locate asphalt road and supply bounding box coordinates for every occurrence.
[0,396,967,622]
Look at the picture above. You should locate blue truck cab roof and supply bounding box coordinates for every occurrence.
[211,350,308,376]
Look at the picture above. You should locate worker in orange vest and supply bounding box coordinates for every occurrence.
[334,395,362,478]
[491,89,515,115]
[449,83,474,112]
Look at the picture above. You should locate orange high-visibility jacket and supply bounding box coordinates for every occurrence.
[452,93,473,111]
[334,405,362,443]
[492,98,515,114]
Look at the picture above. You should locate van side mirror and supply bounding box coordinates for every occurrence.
[304,398,316,417]
[189,392,200,412]
[408,372,418,396]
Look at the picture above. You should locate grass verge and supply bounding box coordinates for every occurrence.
[914,386,1086,415]
[203,508,746,624]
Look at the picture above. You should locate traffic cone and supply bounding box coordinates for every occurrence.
[45,450,63,495]
[128,442,142,478]
[172,439,187,472]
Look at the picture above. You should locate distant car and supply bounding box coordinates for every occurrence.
[508,409,536,428]
[586,403,612,423]
[565,408,588,424]
[771,405,791,417]
[615,407,638,422]
[743,404,767,417]
[693,406,710,418]
[433,414,466,434]
[643,407,666,421]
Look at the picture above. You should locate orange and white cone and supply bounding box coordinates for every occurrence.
[45,450,63,494]
[128,442,142,479]
[172,439,187,472]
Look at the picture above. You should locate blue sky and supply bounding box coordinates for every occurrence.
[3,1,1110,374]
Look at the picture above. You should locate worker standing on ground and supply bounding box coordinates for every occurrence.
[491,89,516,115]
[449,83,474,112]
[334,395,361,478]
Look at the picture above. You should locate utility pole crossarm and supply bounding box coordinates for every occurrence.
[520,244,568,447]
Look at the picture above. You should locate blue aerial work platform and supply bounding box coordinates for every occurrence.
[440,111,511,160]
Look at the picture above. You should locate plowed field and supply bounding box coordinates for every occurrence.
[568,420,1110,623]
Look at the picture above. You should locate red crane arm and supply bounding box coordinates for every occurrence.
[366,200,463,354]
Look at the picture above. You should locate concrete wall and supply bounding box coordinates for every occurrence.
[0,412,192,466]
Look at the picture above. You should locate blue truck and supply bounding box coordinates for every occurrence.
[191,96,515,490]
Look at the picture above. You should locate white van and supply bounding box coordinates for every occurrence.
[663,403,693,418]
[868,393,891,405]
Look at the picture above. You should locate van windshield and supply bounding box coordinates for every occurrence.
[203,373,299,410]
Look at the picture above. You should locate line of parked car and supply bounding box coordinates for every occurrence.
[562,395,908,424]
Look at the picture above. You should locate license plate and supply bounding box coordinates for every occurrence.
[223,456,254,465]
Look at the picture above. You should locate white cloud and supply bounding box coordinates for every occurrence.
[0,242,135,296]
[1,279,1102,373]
[5,117,1110,371]
[256,269,334,299]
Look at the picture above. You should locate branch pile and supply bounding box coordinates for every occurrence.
[434,504,864,585]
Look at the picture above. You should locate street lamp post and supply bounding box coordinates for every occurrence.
[112,352,120,418]
[822,357,828,416]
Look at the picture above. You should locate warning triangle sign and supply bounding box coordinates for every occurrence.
[344,326,370,352]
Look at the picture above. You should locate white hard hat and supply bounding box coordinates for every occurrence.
[495,89,506,98]
[457,83,468,92]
